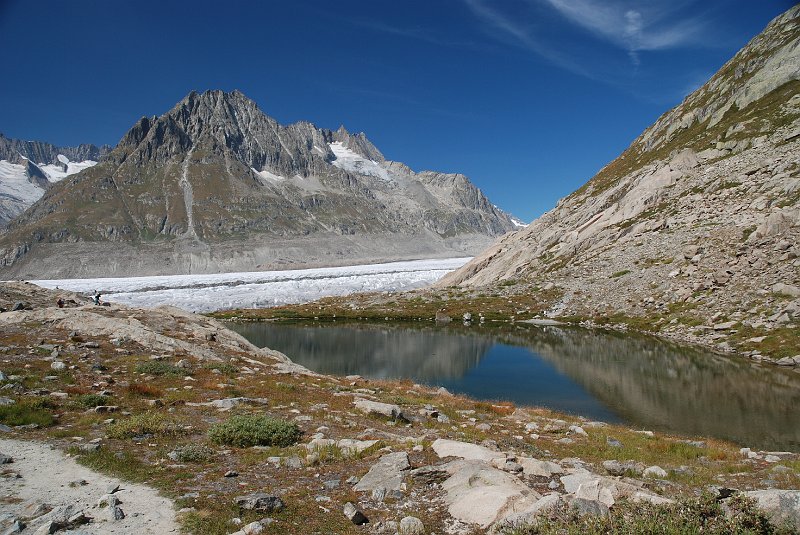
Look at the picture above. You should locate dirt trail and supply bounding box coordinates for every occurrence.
[0,438,179,534]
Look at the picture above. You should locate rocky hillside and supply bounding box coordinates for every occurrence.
[1,281,799,534]
[440,6,800,356]
[0,91,515,279]
[0,134,109,227]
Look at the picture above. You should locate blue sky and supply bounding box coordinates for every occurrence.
[0,1,793,222]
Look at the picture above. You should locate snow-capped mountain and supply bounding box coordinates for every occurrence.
[0,90,517,278]
[0,134,109,226]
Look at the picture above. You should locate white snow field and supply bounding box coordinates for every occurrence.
[34,257,471,313]
[329,141,392,181]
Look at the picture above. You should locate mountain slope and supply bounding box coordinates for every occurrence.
[0,134,109,226]
[440,6,800,353]
[0,91,515,278]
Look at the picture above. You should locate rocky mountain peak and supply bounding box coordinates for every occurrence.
[0,90,517,278]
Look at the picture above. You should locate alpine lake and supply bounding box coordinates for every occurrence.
[230,320,800,452]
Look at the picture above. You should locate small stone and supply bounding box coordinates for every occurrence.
[224,470,239,477]
[399,516,425,535]
[106,483,120,494]
[109,505,125,521]
[606,437,623,448]
[242,520,266,534]
[343,502,368,525]
[643,465,668,478]
[235,493,284,513]
[50,361,66,371]
[283,456,302,469]
[571,497,610,517]
[569,425,587,436]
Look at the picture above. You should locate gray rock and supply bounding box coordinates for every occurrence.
[50,361,66,372]
[235,493,284,513]
[571,497,610,517]
[602,460,642,477]
[0,453,12,464]
[519,458,563,477]
[282,456,302,469]
[108,506,125,521]
[744,490,800,530]
[773,283,800,297]
[343,502,368,525]
[643,465,668,479]
[399,516,425,535]
[409,465,450,485]
[2,519,24,533]
[606,437,623,448]
[354,452,410,492]
[353,399,406,421]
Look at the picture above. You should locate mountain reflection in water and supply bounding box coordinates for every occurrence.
[231,322,800,451]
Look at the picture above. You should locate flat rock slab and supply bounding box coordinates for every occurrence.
[354,452,410,492]
[560,470,673,507]
[432,438,505,463]
[0,438,178,534]
[440,459,541,528]
[518,457,563,477]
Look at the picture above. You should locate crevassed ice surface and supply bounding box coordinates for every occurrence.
[34,257,471,313]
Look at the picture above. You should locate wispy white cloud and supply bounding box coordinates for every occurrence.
[541,0,705,63]
[462,0,594,78]
[464,0,707,70]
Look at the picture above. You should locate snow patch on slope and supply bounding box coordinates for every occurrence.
[252,167,287,183]
[41,156,97,182]
[329,142,392,181]
[0,160,43,204]
[35,257,471,313]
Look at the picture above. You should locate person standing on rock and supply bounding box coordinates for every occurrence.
[93,291,102,306]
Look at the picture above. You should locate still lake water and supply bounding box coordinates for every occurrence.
[231,322,800,452]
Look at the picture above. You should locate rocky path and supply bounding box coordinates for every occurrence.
[0,438,179,534]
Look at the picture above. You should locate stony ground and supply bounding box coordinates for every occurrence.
[1,282,799,534]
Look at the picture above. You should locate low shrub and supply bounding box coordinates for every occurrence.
[126,382,163,398]
[78,394,111,408]
[170,443,215,463]
[106,411,183,439]
[0,398,56,427]
[203,362,239,376]
[135,361,185,376]
[499,493,791,535]
[208,415,301,448]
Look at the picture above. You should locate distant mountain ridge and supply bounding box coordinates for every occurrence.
[0,90,516,278]
[440,6,800,354]
[0,133,111,166]
[0,134,110,227]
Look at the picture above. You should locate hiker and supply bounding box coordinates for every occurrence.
[93,292,102,305]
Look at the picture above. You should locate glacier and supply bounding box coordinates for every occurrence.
[33,257,471,313]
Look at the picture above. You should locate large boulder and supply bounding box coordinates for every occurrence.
[439,459,541,528]
[353,452,410,493]
[745,490,800,530]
